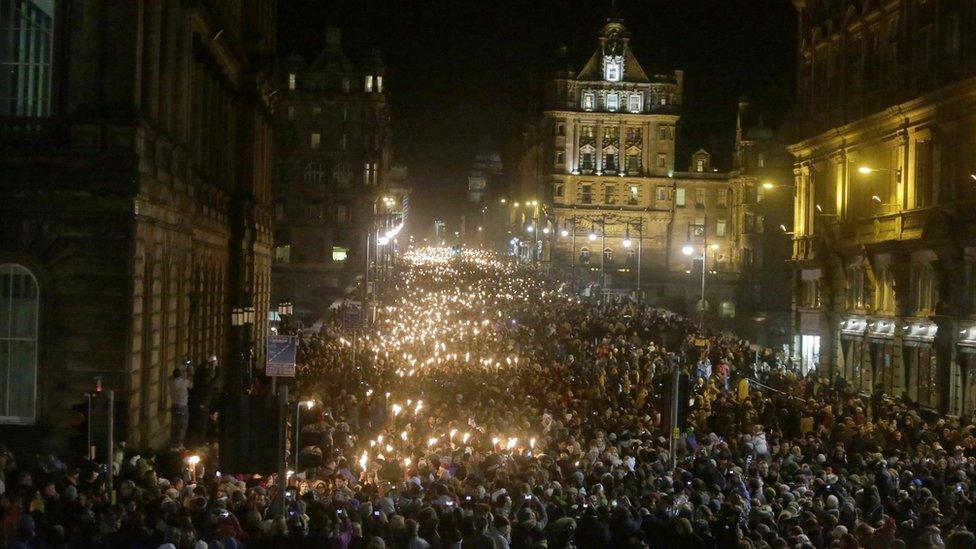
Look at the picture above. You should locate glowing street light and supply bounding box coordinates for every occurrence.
[682,244,694,256]
[526,225,535,232]
[622,238,632,248]
[542,227,550,234]
[588,232,597,241]
[560,229,569,237]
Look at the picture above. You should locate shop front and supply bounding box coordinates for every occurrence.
[902,320,937,408]
[956,323,976,418]
[867,318,897,396]
[839,317,868,392]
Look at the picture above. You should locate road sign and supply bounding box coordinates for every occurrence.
[345,301,363,329]
[266,335,297,377]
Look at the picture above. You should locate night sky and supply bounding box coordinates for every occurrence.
[278,0,798,233]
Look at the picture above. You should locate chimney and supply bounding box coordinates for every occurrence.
[325,27,341,50]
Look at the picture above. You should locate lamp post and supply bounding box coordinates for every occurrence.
[622,217,643,301]
[231,305,255,393]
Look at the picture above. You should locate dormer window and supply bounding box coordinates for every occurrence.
[607,93,619,111]
[604,55,623,82]
[582,92,595,111]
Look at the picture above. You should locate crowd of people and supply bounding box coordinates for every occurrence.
[3,248,976,548]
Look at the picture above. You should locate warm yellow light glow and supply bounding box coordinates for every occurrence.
[186,455,201,466]
[762,182,775,190]
[858,166,874,175]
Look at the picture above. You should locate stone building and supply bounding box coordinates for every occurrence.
[516,16,793,336]
[789,0,976,414]
[273,28,392,320]
[0,0,276,449]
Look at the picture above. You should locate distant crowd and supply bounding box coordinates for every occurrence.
[2,249,976,549]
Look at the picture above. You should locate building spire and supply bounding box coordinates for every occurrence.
[610,0,622,21]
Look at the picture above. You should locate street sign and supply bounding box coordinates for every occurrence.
[345,301,363,329]
[266,335,298,377]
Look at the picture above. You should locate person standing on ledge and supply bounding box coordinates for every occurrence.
[169,360,194,450]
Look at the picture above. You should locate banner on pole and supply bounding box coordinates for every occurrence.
[266,335,298,377]
[344,301,363,329]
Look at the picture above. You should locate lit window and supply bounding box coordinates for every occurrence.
[716,219,727,237]
[696,159,705,172]
[363,162,378,186]
[275,245,291,263]
[365,75,374,92]
[628,94,641,113]
[628,185,639,205]
[656,186,668,201]
[695,188,705,205]
[288,73,296,90]
[657,153,667,168]
[332,247,349,262]
[675,188,686,207]
[757,153,766,168]
[334,162,351,186]
[605,57,621,82]
[554,183,565,197]
[0,2,54,117]
[313,106,322,115]
[607,93,619,111]
[717,189,728,207]
[0,264,39,423]
[310,133,321,149]
[580,184,593,204]
[582,92,595,111]
[756,185,765,203]
[720,301,736,318]
[376,75,384,92]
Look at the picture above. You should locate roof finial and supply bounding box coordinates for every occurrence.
[610,0,622,21]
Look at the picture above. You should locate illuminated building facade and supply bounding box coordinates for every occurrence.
[516,16,793,342]
[0,0,276,447]
[790,0,976,414]
[273,28,393,319]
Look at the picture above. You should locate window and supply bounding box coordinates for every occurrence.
[628,185,639,205]
[756,185,765,203]
[847,264,866,309]
[915,139,933,207]
[579,247,591,264]
[312,106,322,115]
[607,93,619,111]
[582,92,595,111]
[555,151,566,165]
[275,245,291,263]
[275,202,284,220]
[0,1,54,117]
[342,106,349,121]
[696,159,705,172]
[580,184,593,204]
[912,264,935,312]
[757,154,766,168]
[604,126,618,140]
[604,248,614,264]
[376,75,384,93]
[657,153,667,168]
[659,126,669,140]
[675,188,686,207]
[310,133,321,149]
[0,264,38,423]
[332,247,349,262]
[365,75,374,92]
[581,125,595,138]
[605,58,621,81]
[717,189,727,207]
[288,73,296,90]
[605,151,618,172]
[342,78,351,92]
[716,219,726,237]
[719,301,736,318]
[628,94,641,113]
[334,162,352,186]
[604,185,616,204]
[556,123,566,136]
[304,162,324,184]
[695,188,705,206]
[581,152,595,172]
[336,205,350,222]
[339,133,348,150]
[554,183,564,198]
[363,162,378,186]
[287,106,295,120]
[656,186,668,201]
[626,153,640,174]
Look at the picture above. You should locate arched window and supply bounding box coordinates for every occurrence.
[304,162,324,184]
[0,264,39,423]
[579,247,590,264]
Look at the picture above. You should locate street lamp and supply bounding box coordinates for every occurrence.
[682,243,707,329]
[588,232,597,241]
[526,225,535,232]
[560,229,569,237]
[622,238,632,248]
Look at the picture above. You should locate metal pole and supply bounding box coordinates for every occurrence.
[106,390,114,501]
[571,217,576,288]
[364,229,371,303]
[700,213,707,330]
[637,220,643,302]
[601,215,607,297]
[275,384,288,517]
[86,392,94,460]
[669,368,679,471]
[294,403,301,473]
